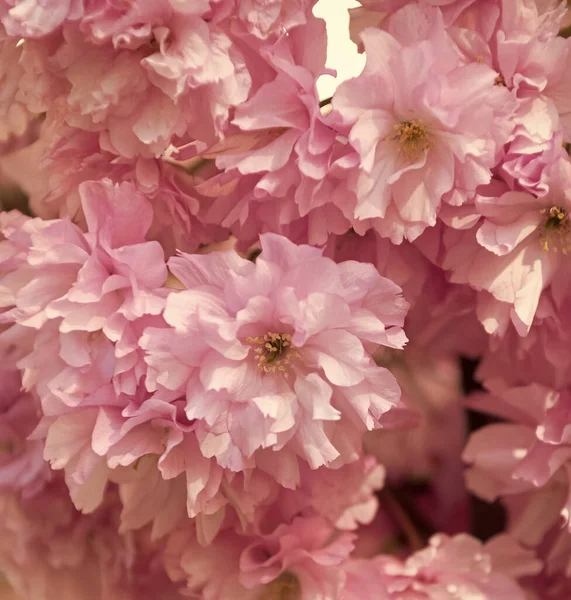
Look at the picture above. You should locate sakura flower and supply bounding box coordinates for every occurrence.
[212,0,320,40]
[340,533,540,600]
[140,12,251,144]
[162,458,387,598]
[0,480,185,600]
[442,158,571,336]
[487,0,571,143]
[275,456,386,532]
[348,0,570,184]
[374,532,540,599]
[0,36,40,156]
[0,178,167,398]
[26,126,225,256]
[349,0,565,47]
[238,516,354,600]
[165,510,356,599]
[0,0,568,596]
[478,288,571,391]
[463,383,571,539]
[54,24,242,157]
[0,346,49,498]
[141,233,409,490]
[198,14,355,246]
[0,179,170,510]
[332,14,513,243]
[8,6,252,159]
[0,0,83,37]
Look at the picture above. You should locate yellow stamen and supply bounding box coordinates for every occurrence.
[392,119,431,161]
[258,572,301,600]
[539,206,571,254]
[246,332,299,377]
[495,74,506,86]
[0,441,14,454]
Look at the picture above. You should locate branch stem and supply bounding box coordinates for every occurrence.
[379,489,426,552]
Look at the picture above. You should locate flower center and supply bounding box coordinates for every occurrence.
[246,332,299,377]
[495,74,506,86]
[259,572,301,600]
[0,440,14,455]
[540,206,570,254]
[393,119,431,161]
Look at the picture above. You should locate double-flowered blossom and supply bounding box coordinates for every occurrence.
[140,232,409,491]
[371,533,541,599]
[442,158,571,336]
[1,1,252,154]
[0,35,39,157]
[26,125,226,257]
[0,481,184,600]
[167,514,356,599]
[0,178,168,509]
[0,178,167,396]
[464,382,571,540]
[164,455,385,599]
[349,0,566,46]
[331,4,513,243]
[0,0,320,42]
[195,13,356,247]
[1,0,571,597]
[0,347,50,498]
[462,379,571,597]
[0,176,410,534]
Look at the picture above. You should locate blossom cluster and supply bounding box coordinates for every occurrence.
[0,0,570,598]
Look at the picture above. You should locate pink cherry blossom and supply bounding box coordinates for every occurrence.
[161,457,388,598]
[350,0,566,47]
[213,0,320,40]
[0,0,82,37]
[7,7,252,161]
[442,158,571,336]
[341,533,540,600]
[464,383,571,538]
[197,14,356,247]
[478,288,571,391]
[166,515,355,600]
[0,178,167,395]
[0,0,571,595]
[0,179,170,510]
[332,12,513,243]
[0,480,184,600]
[0,345,50,498]
[140,232,409,496]
[0,36,40,157]
[25,126,226,256]
[374,532,540,599]
[53,24,248,156]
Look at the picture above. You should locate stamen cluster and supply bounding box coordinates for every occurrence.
[393,120,432,161]
[247,332,299,376]
[540,205,570,253]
